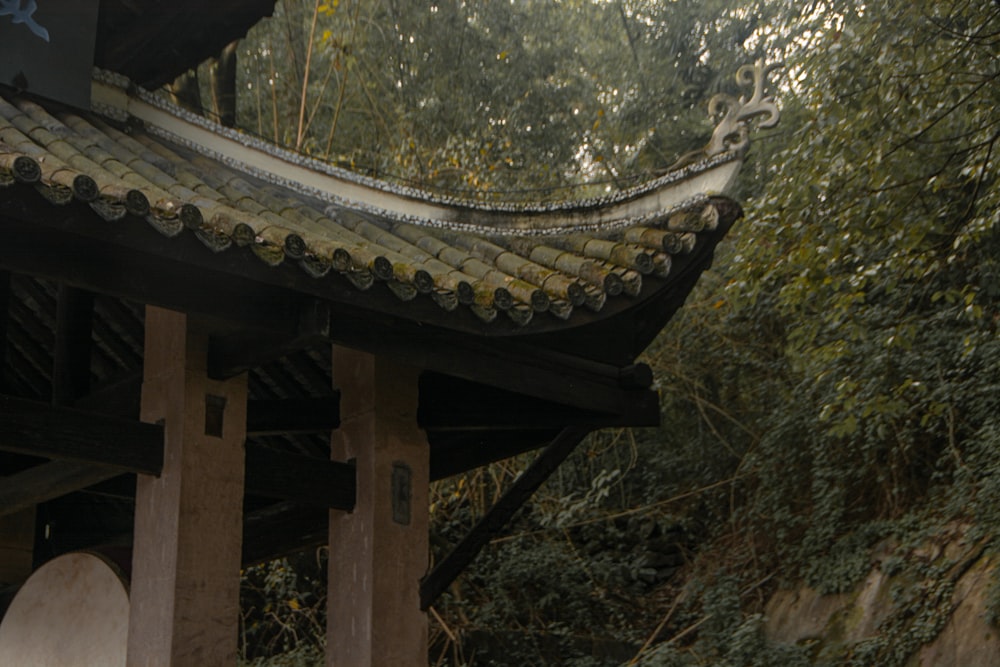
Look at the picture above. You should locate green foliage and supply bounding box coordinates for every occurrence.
[240,555,327,664]
[734,0,1000,551]
[240,645,324,667]
[631,613,811,667]
[230,0,1000,664]
[230,0,810,198]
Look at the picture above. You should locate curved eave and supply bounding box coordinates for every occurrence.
[1,81,744,338]
[92,78,743,236]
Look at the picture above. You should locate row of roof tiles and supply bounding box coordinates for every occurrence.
[0,89,722,327]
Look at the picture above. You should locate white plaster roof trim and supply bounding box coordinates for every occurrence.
[124,76,740,216]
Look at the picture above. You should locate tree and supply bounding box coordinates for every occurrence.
[230,0,809,198]
[224,0,1000,664]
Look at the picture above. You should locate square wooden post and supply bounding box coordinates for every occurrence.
[0,508,34,589]
[327,347,429,667]
[127,307,247,666]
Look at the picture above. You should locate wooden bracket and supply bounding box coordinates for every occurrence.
[419,427,590,610]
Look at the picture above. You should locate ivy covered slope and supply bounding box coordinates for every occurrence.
[621,1,1000,664]
[734,0,999,565]
[229,0,1000,665]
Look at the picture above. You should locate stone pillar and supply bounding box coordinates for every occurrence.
[327,347,429,667]
[127,307,247,667]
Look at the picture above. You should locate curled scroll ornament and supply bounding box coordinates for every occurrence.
[705,60,783,157]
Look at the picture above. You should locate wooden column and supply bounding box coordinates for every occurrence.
[127,307,247,666]
[327,347,429,667]
[0,508,34,589]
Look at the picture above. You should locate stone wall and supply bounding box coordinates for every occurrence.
[764,528,999,666]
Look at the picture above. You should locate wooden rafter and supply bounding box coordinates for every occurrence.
[207,299,332,380]
[246,397,340,436]
[52,284,94,405]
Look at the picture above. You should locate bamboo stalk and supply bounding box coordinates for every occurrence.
[295,0,322,151]
[323,0,364,158]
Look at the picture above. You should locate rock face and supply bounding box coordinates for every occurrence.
[763,533,1000,666]
[917,554,1000,667]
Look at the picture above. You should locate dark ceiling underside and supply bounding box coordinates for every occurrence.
[95,0,277,88]
[0,268,659,567]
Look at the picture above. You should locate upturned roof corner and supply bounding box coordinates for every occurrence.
[706,59,784,158]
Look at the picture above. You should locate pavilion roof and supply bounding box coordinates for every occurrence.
[0,57,779,566]
[0,75,744,337]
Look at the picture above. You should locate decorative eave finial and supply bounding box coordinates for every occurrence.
[705,60,783,157]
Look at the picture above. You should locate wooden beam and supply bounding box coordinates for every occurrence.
[244,443,354,510]
[76,375,341,437]
[242,502,327,567]
[52,285,94,405]
[0,460,120,518]
[0,395,162,475]
[207,299,331,380]
[418,371,658,432]
[68,369,650,449]
[0,213,302,336]
[428,430,560,481]
[323,313,657,416]
[246,397,340,435]
[73,371,142,420]
[420,427,590,610]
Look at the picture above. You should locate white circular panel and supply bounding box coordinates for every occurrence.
[0,552,129,667]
